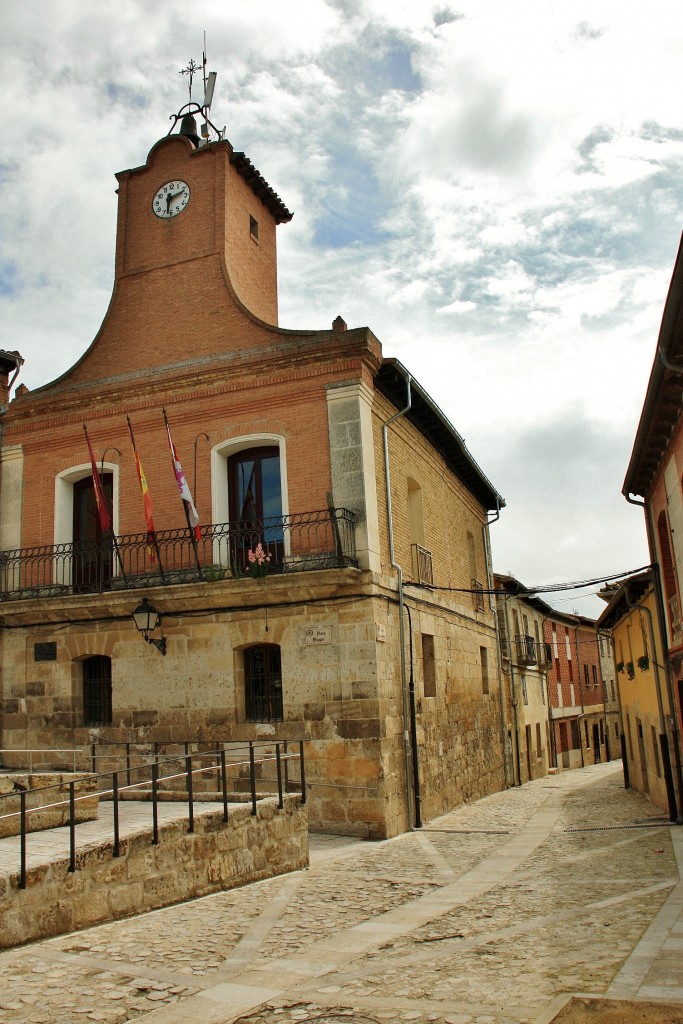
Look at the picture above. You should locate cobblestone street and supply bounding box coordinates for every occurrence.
[1,761,682,1024]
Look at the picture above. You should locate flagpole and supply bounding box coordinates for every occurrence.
[162,408,202,576]
[83,424,126,583]
[126,416,165,581]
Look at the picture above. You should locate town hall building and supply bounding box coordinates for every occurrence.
[0,84,506,838]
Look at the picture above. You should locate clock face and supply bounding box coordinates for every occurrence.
[152,180,190,219]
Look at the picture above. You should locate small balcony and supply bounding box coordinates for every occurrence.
[515,634,538,666]
[412,544,434,587]
[0,508,357,601]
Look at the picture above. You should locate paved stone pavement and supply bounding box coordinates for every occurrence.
[1,760,682,1024]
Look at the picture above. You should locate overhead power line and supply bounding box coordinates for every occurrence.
[407,564,653,597]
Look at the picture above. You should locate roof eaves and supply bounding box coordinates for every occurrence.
[376,358,505,513]
[623,232,683,499]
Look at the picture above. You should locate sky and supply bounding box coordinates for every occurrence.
[2,0,682,617]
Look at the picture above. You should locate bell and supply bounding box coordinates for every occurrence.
[179,114,200,147]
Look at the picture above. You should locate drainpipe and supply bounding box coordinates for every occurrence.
[596,628,609,761]
[574,626,586,767]
[485,515,513,789]
[404,603,422,827]
[382,371,418,831]
[503,598,522,786]
[543,617,558,770]
[625,491,683,822]
[658,348,683,375]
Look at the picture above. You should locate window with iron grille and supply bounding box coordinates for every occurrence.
[245,644,283,722]
[83,655,112,726]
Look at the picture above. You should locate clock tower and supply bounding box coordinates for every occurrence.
[59,102,293,388]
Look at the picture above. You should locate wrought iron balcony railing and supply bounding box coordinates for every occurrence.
[0,508,357,601]
[515,634,538,665]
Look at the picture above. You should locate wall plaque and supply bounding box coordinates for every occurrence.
[305,627,332,646]
[34,642,57,662]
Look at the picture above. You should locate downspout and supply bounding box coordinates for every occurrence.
[596,629,609,760]
[485,510,512,789]
[625,491,683,822]
[382,371,418,831]
[543,617,558,770]
[503,598,522,786]
[404,603,422,827]
[574,626,586,766]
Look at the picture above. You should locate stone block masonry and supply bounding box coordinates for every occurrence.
[0,772,98,838]
[0,794,308,948]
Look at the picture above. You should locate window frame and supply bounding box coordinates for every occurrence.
[82,655,113,727]
[244,644,283,723]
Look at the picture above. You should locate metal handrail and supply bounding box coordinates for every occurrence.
[0,508,357,600]
[0,740,306,887]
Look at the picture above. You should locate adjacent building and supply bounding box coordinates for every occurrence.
[597,570,674,813]
[543,610,612,770]
[493,574,552,785]
[622,230,683,821]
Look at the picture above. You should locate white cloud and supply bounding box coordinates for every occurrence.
[1,0,682,611]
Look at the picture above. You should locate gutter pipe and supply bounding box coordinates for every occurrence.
[503,598,522,785]
[574,626,586,767]
[486,513,513,789]
[382,370,421,830]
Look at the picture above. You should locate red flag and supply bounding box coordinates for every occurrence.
[83,425,111,534]
[163,410,201,540]
[127,417,156,561]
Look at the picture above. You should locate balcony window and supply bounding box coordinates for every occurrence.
[515,634,537,665]
[228,446,284,570]
[73,474,113,593]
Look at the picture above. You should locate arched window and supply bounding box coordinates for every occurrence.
[55,463,118,589]
[210,435,288,570]
[83,655,112,726]
[244,644,283,722]
[73,474,113,592]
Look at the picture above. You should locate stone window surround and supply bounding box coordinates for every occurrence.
[210,434,289,561]
[54,462,120,553]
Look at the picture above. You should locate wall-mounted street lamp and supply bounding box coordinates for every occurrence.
[132,598,167,655]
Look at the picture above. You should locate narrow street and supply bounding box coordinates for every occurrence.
[1,761,682,1024]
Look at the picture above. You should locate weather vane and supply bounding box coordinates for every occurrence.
[179,58,200,102]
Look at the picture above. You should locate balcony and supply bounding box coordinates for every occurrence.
[0,508,357,601]
[515,634,538,666]
[412,544,434,586]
